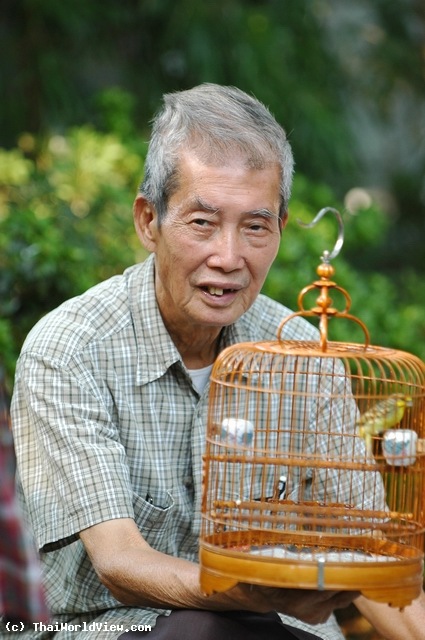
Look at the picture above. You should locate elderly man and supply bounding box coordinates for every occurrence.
[9,84,425,639]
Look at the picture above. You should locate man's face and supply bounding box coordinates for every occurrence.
[135,151,283,339]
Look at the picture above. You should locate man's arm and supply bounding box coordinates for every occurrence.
[80,517,358,625]
[355,592,425,640]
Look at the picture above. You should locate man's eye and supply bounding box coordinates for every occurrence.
[192,218,212,227]
[248,222,268,233]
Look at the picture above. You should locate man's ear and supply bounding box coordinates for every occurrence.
[279,210,289,233]
[133,195,158,252]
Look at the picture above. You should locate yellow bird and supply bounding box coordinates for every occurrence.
[357,394,412,455]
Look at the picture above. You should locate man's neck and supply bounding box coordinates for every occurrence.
[170,328,223,369]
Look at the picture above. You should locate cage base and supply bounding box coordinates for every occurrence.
[199,531,424,608]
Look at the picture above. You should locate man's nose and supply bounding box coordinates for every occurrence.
[206,229,245,271]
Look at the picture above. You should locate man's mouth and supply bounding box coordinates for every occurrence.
[203,286,237,297]
[208,286,224,296]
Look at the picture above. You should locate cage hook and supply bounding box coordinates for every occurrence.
[297,207,344,264]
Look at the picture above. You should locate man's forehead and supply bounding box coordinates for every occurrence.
[167,152,281,216]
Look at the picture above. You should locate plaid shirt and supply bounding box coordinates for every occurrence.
[9,254,347,640]
[0,371,49,626]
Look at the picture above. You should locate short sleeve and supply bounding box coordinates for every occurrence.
[12,352,134,551]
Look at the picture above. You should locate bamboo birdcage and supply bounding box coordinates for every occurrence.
[199,208,425,608]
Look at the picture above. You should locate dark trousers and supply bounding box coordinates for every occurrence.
[119,610,323,639]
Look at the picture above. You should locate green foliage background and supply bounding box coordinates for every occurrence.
[1,1,424,388]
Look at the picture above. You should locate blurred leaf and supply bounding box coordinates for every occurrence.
[0,127,146,384]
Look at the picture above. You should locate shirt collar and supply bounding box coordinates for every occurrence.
[127,255,181,385]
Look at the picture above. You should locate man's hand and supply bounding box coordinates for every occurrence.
[222,584,359,625]
[356,592,425,640]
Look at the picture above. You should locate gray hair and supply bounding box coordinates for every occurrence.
[140,83,294,223]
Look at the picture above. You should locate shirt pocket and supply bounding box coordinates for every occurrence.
[132,491,176,552]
